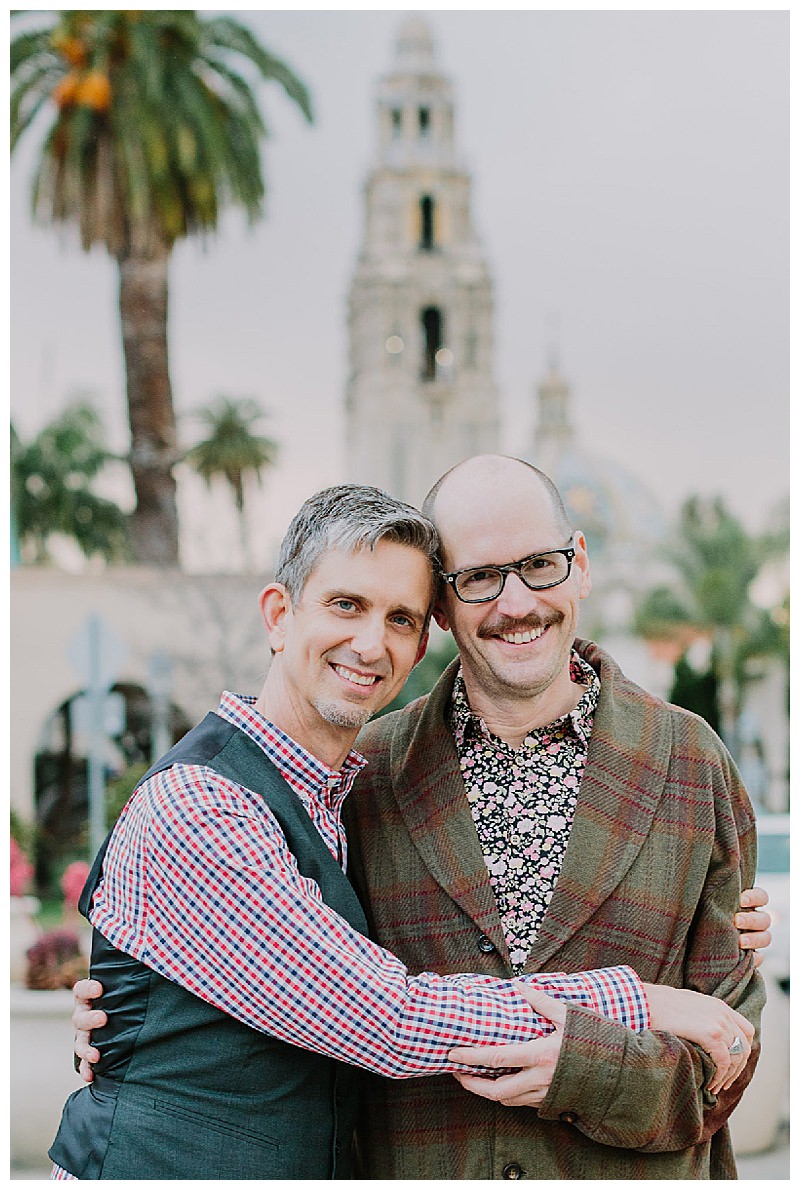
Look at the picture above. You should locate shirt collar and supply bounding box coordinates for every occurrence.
[215,691,367,808]
[448,650,600,751]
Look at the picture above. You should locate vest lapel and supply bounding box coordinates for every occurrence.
[389,662,508,960]
[524,640,671,972]
[210,722,369,934]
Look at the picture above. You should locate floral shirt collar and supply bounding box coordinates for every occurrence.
[449,650,600,750]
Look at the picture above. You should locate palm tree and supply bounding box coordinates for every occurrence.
[11,402,130,564]
[184,396,279,569]
[634,496,782,759]
[11,11,312,567]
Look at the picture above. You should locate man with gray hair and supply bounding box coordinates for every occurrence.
[53,482,719,1180]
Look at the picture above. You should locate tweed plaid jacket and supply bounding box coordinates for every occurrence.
[345,639,764,1179]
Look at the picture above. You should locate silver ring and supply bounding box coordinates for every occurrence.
[729,1035,745,1056]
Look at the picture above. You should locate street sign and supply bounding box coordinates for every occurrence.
[71,691,126,738]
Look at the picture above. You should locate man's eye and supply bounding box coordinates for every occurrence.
[333,599,357,612]
[390,614,416,630]
[462,569,495,587]
[527,555,555,571]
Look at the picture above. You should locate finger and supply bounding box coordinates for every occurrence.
[74,1008,107,1029]
[728,1011,755,1043]
[78,1058,95,1083]
[449,1040,545,1069]
[706,1049,731,1093]
[499,1093,546,1107]
[720,1008,754,1043]
[513,984,567,1026]
[709,1033,751,1094]
[720,1046,750,1092]
[73,978,104,1003]
[721,1062,746,1092]
[753,952,764,968]
[453,1067,550,1108]
[477,1066,550,1101]
[735,909,771,932]
[739,886,768,909]
[451,1071,512,1101]
[738,930,772,952]
[451,1069,545,1104]
[74,1032,100,1062]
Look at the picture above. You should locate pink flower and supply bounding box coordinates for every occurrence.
[60,861,91,909]
[10,837,34,897]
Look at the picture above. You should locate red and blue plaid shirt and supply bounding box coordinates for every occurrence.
[53,693,649,1179]
[88,692,649,1072]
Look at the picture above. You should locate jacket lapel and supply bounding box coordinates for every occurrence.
[525,639,672,971]
[389,660,509,960]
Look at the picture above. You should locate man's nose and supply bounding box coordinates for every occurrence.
[494,570,540,617]
[350,617,387,663]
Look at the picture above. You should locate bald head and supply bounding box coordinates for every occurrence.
[423,455,572,568]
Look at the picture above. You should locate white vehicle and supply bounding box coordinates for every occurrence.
[753,812,790,985]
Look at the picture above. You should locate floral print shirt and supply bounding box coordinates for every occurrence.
[449,652,600,973]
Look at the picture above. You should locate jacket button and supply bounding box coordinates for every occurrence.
[560,1111,578,1124]
[478,934,496,953]
[502,1163,525,1179]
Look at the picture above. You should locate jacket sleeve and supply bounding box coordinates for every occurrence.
[536,740,766,1152]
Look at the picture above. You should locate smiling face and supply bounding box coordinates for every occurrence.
[259,540,433,766]
[431,457,591,725]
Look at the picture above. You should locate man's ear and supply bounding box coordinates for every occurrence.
[413,630,430,667]
[572,531,592,600]
[432,589,451,632]
[259,583,292,653]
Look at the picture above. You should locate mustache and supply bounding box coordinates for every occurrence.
[478,612,563,640]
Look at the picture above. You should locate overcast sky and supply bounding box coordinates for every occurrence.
[10,7,789,568]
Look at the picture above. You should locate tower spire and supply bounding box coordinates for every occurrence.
[345,21,500,505]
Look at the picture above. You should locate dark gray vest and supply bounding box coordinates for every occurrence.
[49,713,369,1180]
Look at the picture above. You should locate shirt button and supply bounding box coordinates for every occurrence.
[560,1111,578,1124]
[502,1163,525,1179]
[477,934,496,954]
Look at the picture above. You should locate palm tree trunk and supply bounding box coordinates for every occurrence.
[118,246,180,566]
[237,505,253,573]
[714,625,740,762]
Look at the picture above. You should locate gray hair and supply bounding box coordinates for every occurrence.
[275,484,440,602]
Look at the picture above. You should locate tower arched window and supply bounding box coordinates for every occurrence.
[421,307,442,381]
[390,107,403,138]
[419,195,435,251]
[418,106,431,137]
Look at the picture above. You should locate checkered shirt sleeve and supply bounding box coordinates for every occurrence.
[88,762,649,1079]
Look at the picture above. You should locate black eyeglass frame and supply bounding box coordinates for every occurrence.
[439,542,577,604]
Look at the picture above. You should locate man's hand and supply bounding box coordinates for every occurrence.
[72,978,107,1083]
[448,986,565,1107]
[737,886,771,966]
[642,983,754,1095]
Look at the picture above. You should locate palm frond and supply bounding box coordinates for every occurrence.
[202,16,313,122]
[11,10,311,252]
[10,25,56,74]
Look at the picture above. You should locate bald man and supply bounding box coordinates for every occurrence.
[343,454,765,1180]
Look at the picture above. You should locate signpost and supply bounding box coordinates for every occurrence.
[147,649,173,763]
[67,613,128,858]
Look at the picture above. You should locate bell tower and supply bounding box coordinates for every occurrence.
[345,17,500,506]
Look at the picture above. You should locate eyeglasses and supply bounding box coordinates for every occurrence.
[440,541,576,604]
